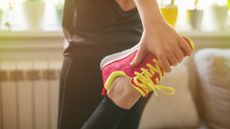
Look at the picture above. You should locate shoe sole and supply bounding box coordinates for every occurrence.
[100,44,139,69]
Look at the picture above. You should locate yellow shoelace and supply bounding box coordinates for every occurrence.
[133,59,175,96]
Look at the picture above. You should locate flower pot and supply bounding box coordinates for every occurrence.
[55,4,63,25]
[23,1,45,30]
[210,4,228,30]
[187,9,203,30]
[226,0,230,29]
[228,0,230,11]
[161,5,178,27]
[0,9,3,28]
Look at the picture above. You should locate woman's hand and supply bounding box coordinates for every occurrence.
[131,22,192,73]
[131,0,192,73]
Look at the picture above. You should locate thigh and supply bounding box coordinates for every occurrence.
[116,94,152,129]
[58,56,104,129]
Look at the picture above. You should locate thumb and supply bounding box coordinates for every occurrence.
[130,46,146,66]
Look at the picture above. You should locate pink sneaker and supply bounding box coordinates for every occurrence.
[100,37,194,97]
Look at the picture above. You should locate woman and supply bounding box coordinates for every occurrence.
[58,0,192,129]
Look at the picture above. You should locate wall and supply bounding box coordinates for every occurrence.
[0,30,230,129]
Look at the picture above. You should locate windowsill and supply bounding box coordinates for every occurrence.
[0,29,230,57]
[1,29,230,38]
[180,30,230,38]
[0,30,64,38]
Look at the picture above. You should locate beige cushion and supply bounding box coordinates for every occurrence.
[194,49,230,129]
[139,61,199,129]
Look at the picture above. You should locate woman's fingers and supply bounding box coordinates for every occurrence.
[156,53,171,73]
[157,41,187,72]
[167,51,179,66]
[179,37,192,56]
[130,45,146,66]
[174,47,184,63]
[130,35,193,73]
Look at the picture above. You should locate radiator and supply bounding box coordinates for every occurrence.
[0,60,62,129]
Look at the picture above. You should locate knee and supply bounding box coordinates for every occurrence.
[107,77,141,109]
[107,77,131,97]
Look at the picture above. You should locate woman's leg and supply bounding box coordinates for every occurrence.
[81,96,128,129]
[58,44,145,129]
[80,76,151,129]
[57,56,104,129]
[115,96,151,129]
[81,76,142,129]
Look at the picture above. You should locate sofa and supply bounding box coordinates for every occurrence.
[138,48,230,129]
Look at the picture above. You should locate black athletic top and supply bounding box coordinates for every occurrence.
[62,0,143,56]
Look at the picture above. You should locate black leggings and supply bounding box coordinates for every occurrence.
[57,45,150,129]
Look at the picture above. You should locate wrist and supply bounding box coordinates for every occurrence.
[134,0,167,31]
[143,19,168,33]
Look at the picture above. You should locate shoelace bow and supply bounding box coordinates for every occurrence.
[133,59,175,96]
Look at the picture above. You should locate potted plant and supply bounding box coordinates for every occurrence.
[209,0,228,30]
[0,8,3,28]
[187,0,204,30]
[161,0,178,27]
[228,0,230,11]
[226,0,230,29]
[54,0,64,26]
[22,0,45,30]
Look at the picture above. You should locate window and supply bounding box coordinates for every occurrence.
[0,0,229,31]
[0,0,64,30]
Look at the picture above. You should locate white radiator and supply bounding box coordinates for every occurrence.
[0,60,62,129]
